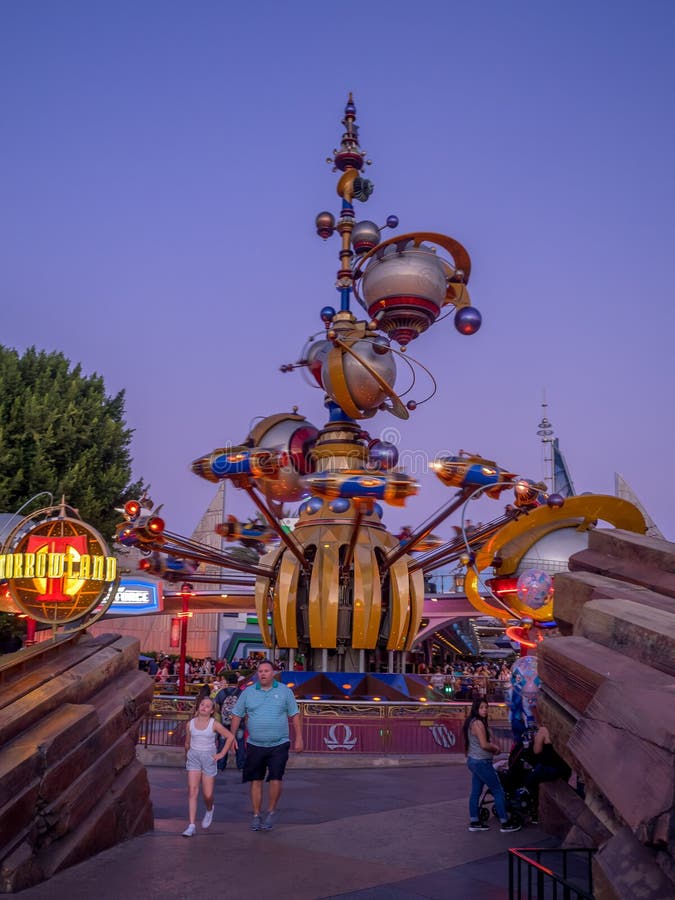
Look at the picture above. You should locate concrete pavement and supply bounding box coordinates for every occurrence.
[15,762,557,899]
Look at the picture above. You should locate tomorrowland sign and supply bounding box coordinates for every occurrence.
[0,501,119,628]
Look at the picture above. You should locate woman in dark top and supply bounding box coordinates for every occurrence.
[526,722,572,820]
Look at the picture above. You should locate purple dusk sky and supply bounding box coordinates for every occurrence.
[3,1,674,544]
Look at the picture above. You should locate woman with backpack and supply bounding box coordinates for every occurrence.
[214,675,247,770]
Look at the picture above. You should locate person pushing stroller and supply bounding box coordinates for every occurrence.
[464,698,521,833]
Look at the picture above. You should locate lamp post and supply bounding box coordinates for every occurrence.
[24,616,36,645]
[178,582,193,695]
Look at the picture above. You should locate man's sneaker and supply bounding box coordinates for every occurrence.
[201,806,214,829]
[182,824,196,837]
[468,821,490,832]
[261,810,277,831]
[500,819,522,833]
[251,814,262,831]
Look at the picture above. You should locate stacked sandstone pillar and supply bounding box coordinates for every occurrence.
[0,631,154,893]
[538,528,675,899]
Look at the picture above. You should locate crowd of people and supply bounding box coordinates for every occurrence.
[141,653,513,692]
[141,653,289,685]
[419,660,513,699]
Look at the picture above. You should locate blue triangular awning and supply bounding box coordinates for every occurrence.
[323,672,366,694]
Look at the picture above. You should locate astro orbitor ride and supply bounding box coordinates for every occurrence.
[116,96,646,670]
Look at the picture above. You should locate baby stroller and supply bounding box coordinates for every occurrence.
[478,732,537,827]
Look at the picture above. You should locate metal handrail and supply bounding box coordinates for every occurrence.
[138,698,514,755]
[509,847,596,899]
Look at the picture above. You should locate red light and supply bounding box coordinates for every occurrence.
[147,516,165,534]
[486,576,519,597]
[138,558,151,571]
[124,500,141,519]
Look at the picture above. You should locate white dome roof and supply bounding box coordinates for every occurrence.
[516,527,589,575]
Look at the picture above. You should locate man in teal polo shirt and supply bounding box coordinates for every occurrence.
[230,660,303,831]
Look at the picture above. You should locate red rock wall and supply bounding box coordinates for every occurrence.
[539,529,675,900]
[0,631,154,893]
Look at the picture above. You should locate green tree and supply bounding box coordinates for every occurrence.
[0,346,145,540]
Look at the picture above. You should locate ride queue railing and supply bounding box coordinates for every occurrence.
[508,847,596,899]
[139,696,513,755]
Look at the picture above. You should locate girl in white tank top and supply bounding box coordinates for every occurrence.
[182,697,236,837]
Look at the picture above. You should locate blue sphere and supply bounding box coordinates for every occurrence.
[305,497,324,515]
[320,306,336,323]
[386,215,399,229]
[547,493,565,509]
[373,503,383,519]
[454,306,482,335]
[368,440,399,470]
[328,498,350,514]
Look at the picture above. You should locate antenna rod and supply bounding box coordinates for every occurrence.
[409,508,521,573]
[243,485,309,572]
[383,488,472,570]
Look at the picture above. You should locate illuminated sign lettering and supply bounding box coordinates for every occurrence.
[109,579,163,615]
[0,550,116,586]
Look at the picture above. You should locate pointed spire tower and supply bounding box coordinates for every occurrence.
[537,396,575,497]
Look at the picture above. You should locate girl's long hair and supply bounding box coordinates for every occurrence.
[463,697,490,753]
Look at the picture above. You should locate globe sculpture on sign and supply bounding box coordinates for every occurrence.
[116,95,648,671]
[516,568,553,611]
